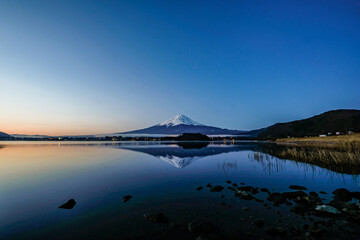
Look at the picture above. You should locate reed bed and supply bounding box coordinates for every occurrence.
[255,134,360,174]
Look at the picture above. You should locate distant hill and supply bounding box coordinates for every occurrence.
[175,133,211,141]
[258,109,360,139]
[0,131,11,139]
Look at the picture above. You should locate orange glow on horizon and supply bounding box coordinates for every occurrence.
[1,125,128,136]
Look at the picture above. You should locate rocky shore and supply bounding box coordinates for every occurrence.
[138,181,360,240]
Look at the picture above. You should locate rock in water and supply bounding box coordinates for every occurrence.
[188,219,214,234]
[143,213,168,223]
[289,185,307,190]
[253,219,264,228]
[235,190,254,200]
[122,195,132,202]
[267,192,287,205]
[332,188,352,202]
[315,205,340,214]
[58,199,76,209]
[209,185,224,192]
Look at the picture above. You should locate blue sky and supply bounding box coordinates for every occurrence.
[0,0,359,135]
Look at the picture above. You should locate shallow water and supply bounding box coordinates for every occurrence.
[1,141,359,239]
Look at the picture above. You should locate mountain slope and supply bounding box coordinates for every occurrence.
[0,131,11,139]
[118,114,245,135]
[258,109,360,139]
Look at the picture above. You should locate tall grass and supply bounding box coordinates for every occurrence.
[255,135,360,174]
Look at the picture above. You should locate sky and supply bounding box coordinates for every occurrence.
[0,0,359,135]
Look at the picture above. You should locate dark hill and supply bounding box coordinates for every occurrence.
[175,133,211,141]
[258,109,360,139]
[0,131,11,140]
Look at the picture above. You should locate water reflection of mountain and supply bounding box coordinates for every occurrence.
[116,142,259,168]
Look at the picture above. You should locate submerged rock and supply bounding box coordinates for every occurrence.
[209,185,224,192]
[122,195,132,202]
[289,185,307,190]
[332,188,352,202]
[196,186,203,191]
[290,202,312,214]
[253,219,264,228]
[58,199,76,209]
[309,191,319,197]
[237,186,259,194]
[352,191,360,200]
[283,190,307,200]
[315,205,341,214]
[311,227,324,238]
[188,219,214,234]
[143,213,169,223]
[235,190,254,200]
[267,192,287,205]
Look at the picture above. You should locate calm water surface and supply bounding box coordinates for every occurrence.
[1,141,359,239]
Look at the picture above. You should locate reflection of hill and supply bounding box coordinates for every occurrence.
[117,143,259,168]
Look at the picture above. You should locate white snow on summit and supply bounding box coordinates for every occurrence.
[158,114,204,127]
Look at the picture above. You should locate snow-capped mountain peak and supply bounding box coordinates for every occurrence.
[158,114,204,127]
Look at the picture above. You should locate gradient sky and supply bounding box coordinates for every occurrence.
[1,0,359,135]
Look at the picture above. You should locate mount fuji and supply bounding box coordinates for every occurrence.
[117,114,247,135]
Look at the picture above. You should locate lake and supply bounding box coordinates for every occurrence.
[1,141,359,239]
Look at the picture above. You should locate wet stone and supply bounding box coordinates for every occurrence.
[209,185,224,192]
[253,219,264,228]
[235,190,254,200]
[311,227,324,238]
[315,205,341,216]
[309,191,319,197]
[290,202,312,214]
[188,219,214,234]
[283,190,307,200]
[237,186,259,194]
[332,188,352,202]
[267,192,287,205]
[58,199,76,209]
[122,195,132,202]
[351,191,360,200]
[290,226,301,236]
[289,185,307,190]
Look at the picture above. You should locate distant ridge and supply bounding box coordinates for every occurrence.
[0,131,11,139]
[258,109,360,138]
[118,114,246,135]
